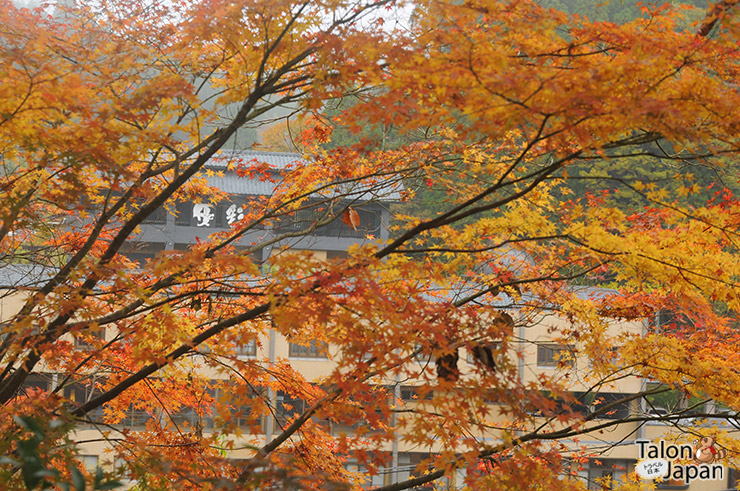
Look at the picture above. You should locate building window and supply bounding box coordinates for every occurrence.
[399,385,433,402]
[413,344,433,363]
[278,208,318,234]
[74,328,105,351]
[727,467,739,490]
[591,393,632,420]
[203,383,266,433]
[393,453,450,490]
[170,406,199,430]
[236,339,257,357]
[289,340,328,359]
[583,459,628,490]
[175,201,193,226]
[63,382,104,427]
[537,344,575,368]
[141,203,167,225]
[274,390,329,432]
[231,402,265,433]
[278,202,382,239]
[466,342,501,366]
[199,335,256,357]
[315,207,381,238]
[119,241,165,267]
[118,405,152,430]
[21,373,52,395]
[79,455,99,474]
[343,459,386,488]
[274,391,304,431]
[650,309,692,335]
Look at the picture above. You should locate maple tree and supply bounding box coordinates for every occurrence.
[4,0,740,489]
[258,114,317,153]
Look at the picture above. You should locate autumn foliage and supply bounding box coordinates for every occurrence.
[3,0,740,489]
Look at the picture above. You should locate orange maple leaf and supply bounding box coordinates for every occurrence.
[343,208,360,230]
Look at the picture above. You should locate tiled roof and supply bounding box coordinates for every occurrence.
[205,172,279,196]
[201,150,401,201]
[206,150,304,170]
[0,263,58,289]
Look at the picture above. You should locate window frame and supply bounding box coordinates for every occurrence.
[536,343,575,368]
[236,338,257,357]
[288,340,328,359]
[74,327,105,351]
[466,341,502,365]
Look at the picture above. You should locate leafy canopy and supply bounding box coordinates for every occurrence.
[2,0,740,490]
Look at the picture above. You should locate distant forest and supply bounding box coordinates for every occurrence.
[536,0,710,24]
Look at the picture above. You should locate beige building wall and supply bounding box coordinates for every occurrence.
[3,288,738,490]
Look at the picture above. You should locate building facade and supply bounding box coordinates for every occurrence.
[2,151,738,490]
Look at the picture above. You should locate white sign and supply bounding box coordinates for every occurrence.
[192,203,215,227]
[226,203,244,225]
[635,459,669,480]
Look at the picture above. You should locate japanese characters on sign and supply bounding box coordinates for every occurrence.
[225,203,244,225]
[189,202,244,227]
[192,203,215,227]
